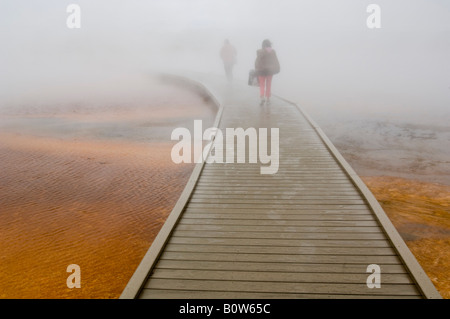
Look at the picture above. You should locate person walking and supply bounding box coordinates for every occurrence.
[220,39,237,82]
[255,39,280,106]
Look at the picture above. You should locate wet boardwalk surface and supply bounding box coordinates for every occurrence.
[121,74,441,299]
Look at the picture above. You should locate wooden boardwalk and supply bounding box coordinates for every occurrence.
[120,74,441,299]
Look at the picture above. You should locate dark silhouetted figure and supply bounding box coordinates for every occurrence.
[220,39,237,82]
[255,39,280,106]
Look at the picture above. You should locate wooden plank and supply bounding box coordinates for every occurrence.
[178,218,379,227]
[198,180,353,184]
[172,230,387,240]
[189,193,363,199]
[205,161,341,164]
[194,186,357,191]
[205,162,339,166]
[198,175,352,180]
[194,188,358,193]
[203,167,343,171]
[201,170,347,174]
[140,289,421,299]
[151,269,414,284]
[154,260,409,274]
[200,176,350,180]
[188,198,367,205]
[182,208,372,214]
[197,177,354,182]
[202,165,346,169]
[175,224,383,234]
[195,183,356,187]
[168,237,391,248]
[200,172,348,176]
[190,194,364,200]
[184,207,370,213]
[190,199,365,205]
[182,213,376,221]
[202,168,344,172]
[204,164,339,168]
[191,191,361,197]
[195,182,353,186]
[145,278,420,296]
[202,169,344,172]
[185,204,370,210]
[221,150,330,154]
[195,184,356,189]
[190,194,364,199]
[193,186,359,191]
[190,191,362,197]
[160,252,401,264]
[164,243,396,256]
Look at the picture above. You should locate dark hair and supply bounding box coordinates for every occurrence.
[262,39,272,48]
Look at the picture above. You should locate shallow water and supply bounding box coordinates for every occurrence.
[0,83,215,298]
[311,110,450,186]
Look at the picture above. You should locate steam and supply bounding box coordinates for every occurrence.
[0,0,449,123]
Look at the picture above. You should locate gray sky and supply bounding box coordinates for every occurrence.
[0,0,449,122]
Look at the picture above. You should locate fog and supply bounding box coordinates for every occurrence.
[1,0,449,125]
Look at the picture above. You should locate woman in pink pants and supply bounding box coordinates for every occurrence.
[255,39,280,106]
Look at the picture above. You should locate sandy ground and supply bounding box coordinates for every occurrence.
[0,135,186,298]
[0,80,215,299]
[312,110,450,299]
[362,176,450,298]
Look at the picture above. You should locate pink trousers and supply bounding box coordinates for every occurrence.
[258,75,273,98]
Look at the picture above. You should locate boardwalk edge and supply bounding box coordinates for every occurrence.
[119,74,224,299]
[275,94,442,299]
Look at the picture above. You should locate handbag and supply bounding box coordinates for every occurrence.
[248,69,259,86]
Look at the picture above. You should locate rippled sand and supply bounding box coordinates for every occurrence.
[0,81,215,299]
[362,176,450,299]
